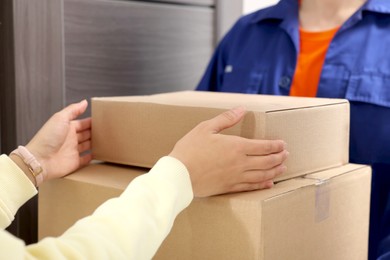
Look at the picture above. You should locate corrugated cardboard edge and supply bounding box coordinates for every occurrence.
[91,94,349,113]
[64,161,148,189]
[269,164,370,200]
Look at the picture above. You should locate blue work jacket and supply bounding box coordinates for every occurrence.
[196,0,390,259]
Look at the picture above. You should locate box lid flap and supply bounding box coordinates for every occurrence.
[65,162,148,189]
[92,91,348,113]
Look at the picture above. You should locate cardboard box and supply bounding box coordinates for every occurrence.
[92,91,350,181]
[39,163,371,260]
[38,163,147,238]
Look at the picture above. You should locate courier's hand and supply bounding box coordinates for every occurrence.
[169,107,288,197]
[26,100,92,183]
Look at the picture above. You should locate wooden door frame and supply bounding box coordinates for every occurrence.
[0,0,17,155]
[0,0,64,244]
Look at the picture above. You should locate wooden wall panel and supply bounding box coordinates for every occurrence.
[146,0,214,6]
[1,0,64,244]
[64,0,214,110]
[86,0,215,6]
[13,0,64,144]
[0,0,16,155]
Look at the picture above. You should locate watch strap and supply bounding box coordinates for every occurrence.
[11,146,44,187]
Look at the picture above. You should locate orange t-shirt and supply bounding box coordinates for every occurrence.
[289,27,339,97]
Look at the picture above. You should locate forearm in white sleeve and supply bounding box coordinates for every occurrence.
[0,156,193,260]
[0,154,38,229]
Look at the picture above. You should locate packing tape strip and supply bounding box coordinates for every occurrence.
[315,179,330,222]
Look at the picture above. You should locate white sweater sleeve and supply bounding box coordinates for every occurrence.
[0,156,194,260]
[0,154,38,229]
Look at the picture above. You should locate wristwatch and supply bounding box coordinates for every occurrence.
[11,146,44,187]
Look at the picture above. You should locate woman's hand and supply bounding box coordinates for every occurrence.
[169,107,288,197]
[26,100,92,182]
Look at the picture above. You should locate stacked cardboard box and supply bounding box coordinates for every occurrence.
[39,91,371,259]
[39,162,370,260]
[91,91,350,181]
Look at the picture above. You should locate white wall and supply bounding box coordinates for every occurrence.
[243,0,280,14]
[215,0,281,42]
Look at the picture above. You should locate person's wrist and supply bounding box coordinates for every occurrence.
[10,145,46,187]
[25,143,49,180]
[9,153,38,187]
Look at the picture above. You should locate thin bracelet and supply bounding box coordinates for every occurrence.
[11,146,44,187]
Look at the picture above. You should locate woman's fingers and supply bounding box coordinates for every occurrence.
[228,180,275,193]
[78,140,91,154]
[242,164,287,183]
[205,107,246,134]
[242,139,286,156]
[62,100,88,121]
[79,153,93,167]
[77,130,91,143]
[242,150,289,171]
[73,117,92,132]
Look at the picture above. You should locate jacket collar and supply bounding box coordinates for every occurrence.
[365,0,390,14]
[249,0,298,24]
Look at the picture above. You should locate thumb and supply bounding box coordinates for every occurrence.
[207,106,246,134]
[62,100,88,121]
